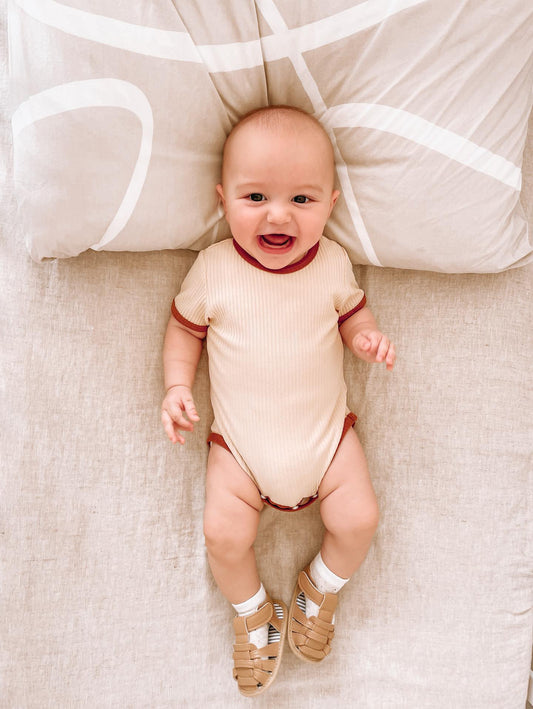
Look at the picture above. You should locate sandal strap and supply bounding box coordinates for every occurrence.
[289,567,337,661]
[298,567,338,622]
[232,597,287,696]
[233,599,273,643]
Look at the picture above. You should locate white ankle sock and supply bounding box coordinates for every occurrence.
[303,552,349,620]
[232,584,269,649]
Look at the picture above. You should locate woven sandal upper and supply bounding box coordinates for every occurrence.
[289,567,338,662]
[232,597,286,696]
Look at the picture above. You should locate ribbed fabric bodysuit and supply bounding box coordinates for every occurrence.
[172,236,366,508]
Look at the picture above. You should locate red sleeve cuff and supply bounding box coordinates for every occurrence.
[338,294,367,325]
[171,300,208,333]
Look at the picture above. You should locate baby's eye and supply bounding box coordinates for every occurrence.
[292,195,310,204]
[248,193,266,202]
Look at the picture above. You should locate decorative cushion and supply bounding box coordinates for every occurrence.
[9,0,533,271]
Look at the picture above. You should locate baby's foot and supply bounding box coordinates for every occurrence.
[287,567,338,662]
[232,597,287,696]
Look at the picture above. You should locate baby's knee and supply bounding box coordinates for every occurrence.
[203,507,235,550]
[203,503,257,557]
[356,501,380,536]
[327,497,380,539]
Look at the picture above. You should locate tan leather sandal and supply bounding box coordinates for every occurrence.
[232,596,287,697]
[287,566,337,663]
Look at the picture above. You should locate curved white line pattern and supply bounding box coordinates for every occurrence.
[14,0,200,62]
[13,0,263,70]
[12,79,154,250]
[256,0,383,265]
[11,0,521,260]
[13,0,428,72]
[322,103,522,191]
[260,0,430,62]
[12,0,431,262]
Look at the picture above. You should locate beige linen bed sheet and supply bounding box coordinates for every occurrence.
[2,10,532,709]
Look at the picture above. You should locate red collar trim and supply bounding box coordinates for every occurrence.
[232,239,319,274]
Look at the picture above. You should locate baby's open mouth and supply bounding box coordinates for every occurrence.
[260,234,292,248]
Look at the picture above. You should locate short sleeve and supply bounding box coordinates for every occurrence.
[335,248,366,324]
[171,251,209,332]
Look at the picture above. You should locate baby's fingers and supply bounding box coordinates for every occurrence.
[385,343,396,370]
[161,409,184,444]
[165,402,188,428]
[375,335,391,363]
[161,392,200,444]
[354,333,372,352]
[180,392,200,423]
[375,336,396,371]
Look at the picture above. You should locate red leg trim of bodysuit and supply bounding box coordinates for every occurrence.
[207,413,357,512]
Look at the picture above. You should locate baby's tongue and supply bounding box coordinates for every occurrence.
[262,234,289,245]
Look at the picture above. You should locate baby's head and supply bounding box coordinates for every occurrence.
[217,106,339,270]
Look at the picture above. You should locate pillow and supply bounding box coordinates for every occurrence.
[9,0,533,272]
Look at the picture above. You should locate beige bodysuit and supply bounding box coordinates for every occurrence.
[172,236,365,508]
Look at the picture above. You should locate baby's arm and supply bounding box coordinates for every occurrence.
[161,316,205,444]
[339,305,396,371]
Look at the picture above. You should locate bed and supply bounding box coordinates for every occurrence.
[2,1,532,707]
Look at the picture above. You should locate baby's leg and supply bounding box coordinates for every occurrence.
[203,442,264,604]
[318,427,379,578]
[205,444,288,695]
[288,428,378,662]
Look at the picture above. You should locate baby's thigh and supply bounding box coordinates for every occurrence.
[318,428,379,526]
[204,443,264,542]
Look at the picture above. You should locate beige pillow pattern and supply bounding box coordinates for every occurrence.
[9,0,533,271]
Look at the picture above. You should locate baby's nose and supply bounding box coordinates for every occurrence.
[266,203,291,224]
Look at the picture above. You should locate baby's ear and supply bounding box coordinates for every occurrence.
[329,189,340,215]
[216,184,226,209]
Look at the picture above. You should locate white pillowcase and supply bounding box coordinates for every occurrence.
[9,0,533,272]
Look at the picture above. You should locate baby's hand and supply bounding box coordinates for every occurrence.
[352,330,396,371]
[161,385,200,444]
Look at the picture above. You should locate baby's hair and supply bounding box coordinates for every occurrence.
[221,105,335,178]
[230,104,324,134]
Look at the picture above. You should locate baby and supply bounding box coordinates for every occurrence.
[161,105,395,696]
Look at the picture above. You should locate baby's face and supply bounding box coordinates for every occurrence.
[216,120,339,270]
